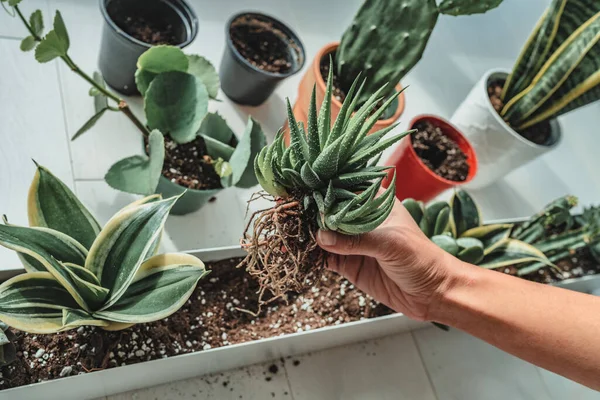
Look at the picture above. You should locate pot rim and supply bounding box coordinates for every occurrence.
[481,68,562,150]
[314,42,406,124]
[406,114,479,186]
[99,0,199,49]
[225,11,306,79]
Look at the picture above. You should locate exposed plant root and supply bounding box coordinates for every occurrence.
[238,192,327,306]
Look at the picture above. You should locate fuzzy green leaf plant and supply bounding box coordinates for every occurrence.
[501,0,600,130]
[4,3,266,203]
[336,0,504,105]
[0,164,208,334]
[240,64,411,300]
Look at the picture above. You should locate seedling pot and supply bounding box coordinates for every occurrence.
[219,12,305,106]
[292,42,405,135]
[450,69,562,189]
[155,176,222,215]
[98,0,199,95]
[383,115,478,202]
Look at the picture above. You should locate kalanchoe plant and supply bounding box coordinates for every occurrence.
[0,164,208,334]
[0,322,17,367]
[500,0,600,130]
[240,64,410,300]
[336,0,504,105]
[4,2,266,209]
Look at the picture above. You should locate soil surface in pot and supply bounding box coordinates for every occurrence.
[0,258,392,390]
[411,121,470,182]
[145,135,223,191]
[230,15,299,74]
[488,81,552,146]
[121,16,179,45]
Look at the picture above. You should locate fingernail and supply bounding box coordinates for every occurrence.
[318,230,337,246]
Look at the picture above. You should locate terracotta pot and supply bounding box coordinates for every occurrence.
[383,115,478,203]
[290,42,405,136]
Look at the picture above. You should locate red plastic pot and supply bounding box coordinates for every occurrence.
[383,115,478,203]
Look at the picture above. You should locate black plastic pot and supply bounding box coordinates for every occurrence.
[98,0,198,95]
[220,12,305,106]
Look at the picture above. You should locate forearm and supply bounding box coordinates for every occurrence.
[430,260,600,390]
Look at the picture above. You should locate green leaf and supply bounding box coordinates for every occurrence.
[145,71,209,144]
[186,54,219,99]
[52,10,69,50]
[402,199,424,225]
[86,196,178,308]
[30,9,43,36]
[135,69,156,97]
[89,87,100,96]
[94,253,207,323]
[201,135,235,161]
[8,0,22,6]
[29,164,101,249]
[71,108,107,141]
[34,30,67,62]
[213,158,232,178]
[0,223,87,273]
[480,239,552,270]
[438,0,503,16]
[92,71,108,113]
[0,272,80,334]
[226,117,266,188]
[62,308,109,329]
[317,58,334,149]
[20,36,36,51]
[451,190,482,237]
[307,87,320,163]
[461,224,512,254]
[432,235,459,256]
[199,112,236,146]
[105,130,165,196]
[137,45,188,74]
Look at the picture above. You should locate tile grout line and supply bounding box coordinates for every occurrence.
[0,35,22,41]
[410,329,442,400]
[281,360,297,400]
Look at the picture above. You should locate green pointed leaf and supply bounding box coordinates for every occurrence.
[312,134,346,180]
[0,272,80,334]
[480,239,552,270]
[94,254,208,323]
[226,117,266,188]
[105,130,165,196]
[186,54,219,99]
[62,308,109,329]
[145,71,209,144]
[86,196,178,308]
[461,224,512,254]
[30,9,43,36]
[71,108,107,141]
[346,130,407,169]
[420,201,451,238]
[457,246,485,264]
[451,190,482,236]
[92,71,108,113]
[402,199,424,225]
[333,167,388,188]
[52,10,69,50]
[300,162,324,189]
[307,87,320,163]
[286,99,309,164]
[34,30,66,62]
[434,206,451,236]
[318,58,334,149]
[20,36,36,51]
[29,164,101,249]
[199,112,235,146]
[326,74,361,146]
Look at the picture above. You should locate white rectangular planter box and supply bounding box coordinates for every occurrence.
[1,228,599,399]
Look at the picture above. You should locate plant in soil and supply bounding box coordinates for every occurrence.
[0,164,208,333]
[230,14,300,74]
[3,2,266,199]
[405,190,600,279]
[495,0,600,143]
[0,323,17,367]
[239,63,411,301]
[411,121,470,182]
[334,0,504,106]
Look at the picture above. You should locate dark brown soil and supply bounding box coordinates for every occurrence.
[411,121,470,182]
[121,16,179,45]
[0,258,392,390]
[503,246,599,284]
[230,15,299,74]
[145,135,222,191]
[488,81,552,146]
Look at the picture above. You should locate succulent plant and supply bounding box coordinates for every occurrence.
[0,164,208,334]
[337,0,504,105]
[501,0,600,130]
[0,322,17,367]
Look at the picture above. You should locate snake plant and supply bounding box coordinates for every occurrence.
[0,164,208,334]
[501,0,600,130]
[255,64,409,234]
[337,0,504,105]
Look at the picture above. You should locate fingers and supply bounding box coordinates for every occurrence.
[317,230,387,259]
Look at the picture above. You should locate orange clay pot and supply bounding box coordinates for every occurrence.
[382,114,478,203]
[286,42,406,141]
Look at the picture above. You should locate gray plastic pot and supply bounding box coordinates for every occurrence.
[98,0,198,95]
[155,176,222,215]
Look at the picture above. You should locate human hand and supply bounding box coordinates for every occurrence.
[317,195,460,321]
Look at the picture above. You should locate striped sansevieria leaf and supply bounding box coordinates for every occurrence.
[501,0,600,129]
[479,240,552,269]
[0,165,208,333]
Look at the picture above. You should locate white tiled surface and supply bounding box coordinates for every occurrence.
[1,0,600,398]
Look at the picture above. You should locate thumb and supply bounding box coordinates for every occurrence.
[317,229,386,258]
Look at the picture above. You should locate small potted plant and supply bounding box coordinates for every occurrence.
[7,3,267,215]
[98,0,199,94]
[451,0,600,188]
[219,11,306,106]
[292,0,505,134]
[382,115,478,202]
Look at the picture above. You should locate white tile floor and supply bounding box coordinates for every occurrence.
[1,0,600,398]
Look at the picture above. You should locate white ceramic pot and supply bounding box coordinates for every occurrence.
[450,69,562,189]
